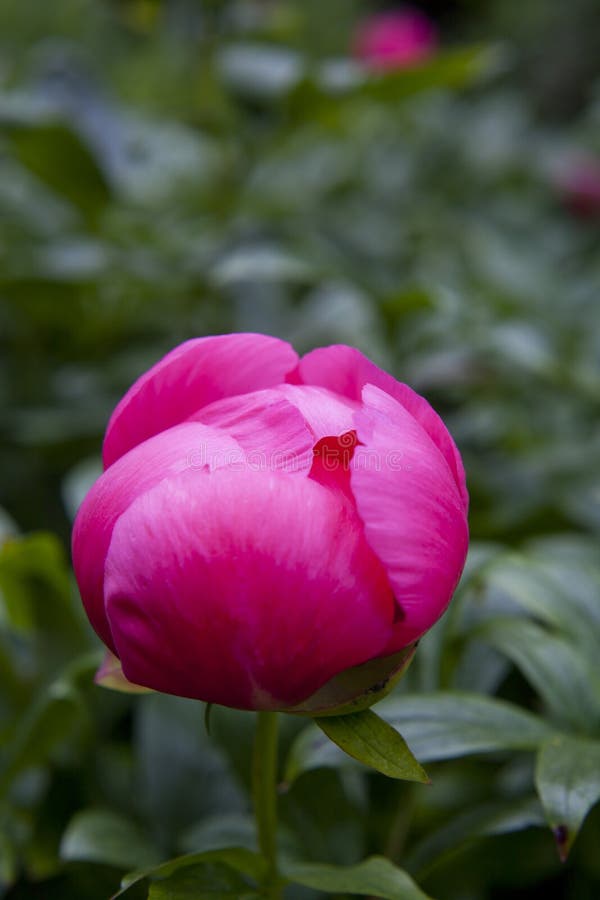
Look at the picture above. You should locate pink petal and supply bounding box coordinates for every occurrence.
[104,467,396,710]
[103,333,298,468]
[276,384,358,440]
[353,10,438,71]
[297,344,468,511]
[310,431,358,497]
[72,422,243,650]
[191,388,314,474]
[351,384,469,649]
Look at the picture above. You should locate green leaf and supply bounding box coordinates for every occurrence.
[0,677,86,799]
[217,43,304,100]
[482,552,600,655]
[286,693,551,782]
[0,90,55,127]
[280,767,364,866]
[378,692,553,762]
[355,44,506,102]
[0,507,18,543]
[295,45,505,120]
[9,122,111,224]
[116,849,265,898]
[178,813,257,856]
[210,245,314,287]
[134,695,245,851]
[535,735,600,860]
[282,856,431,899]
[0,532,74,636]
[477,619,600,731]
[60,809,160,871]
[0,831,17,890]
[148,863,259,899]
[406,797,546,875]
[62,456,102,522]
[314,710,429,783]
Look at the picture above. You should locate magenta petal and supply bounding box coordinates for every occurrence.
[104,467,395,710]
[297,344,468,511]
[191,388,314,474]
[103,333,298,468]
[351,384,469,648]
[72,422,244,650]
[353,11,438,71]
[276,384,357,440]
[309,432,357,497]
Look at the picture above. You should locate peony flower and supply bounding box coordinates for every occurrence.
[352,8,438,72]
[557,158,600,219]
[72,334,468,711]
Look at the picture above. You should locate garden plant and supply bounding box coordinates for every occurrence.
[1,1,600,898]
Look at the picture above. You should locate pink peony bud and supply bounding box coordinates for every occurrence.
[557,158,600,219]
[352,8,438,72]
[72,334,468,711]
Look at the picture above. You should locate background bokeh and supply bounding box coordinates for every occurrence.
[1,2,600,898]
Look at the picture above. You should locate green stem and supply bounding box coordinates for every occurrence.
[252,711,281,899]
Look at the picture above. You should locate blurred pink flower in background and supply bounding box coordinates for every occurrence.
[353,7,438,71]
[557,157,600,219]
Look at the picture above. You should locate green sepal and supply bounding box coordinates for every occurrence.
[315,708,429,783]
[94,651,154,695]
[286,643,417,717]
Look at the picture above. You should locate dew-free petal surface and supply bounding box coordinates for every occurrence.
[276,384,358,441]
[103,333,298,467]
[351,384,469,649]
[309,432,358,497]
[72,422,243,650]
[104,467,395,709]
[297,344,468,510]
[191,388,314,474]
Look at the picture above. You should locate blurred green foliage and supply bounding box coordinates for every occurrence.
[1,1,600,898]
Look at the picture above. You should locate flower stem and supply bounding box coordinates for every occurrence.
[252,711,281,899]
